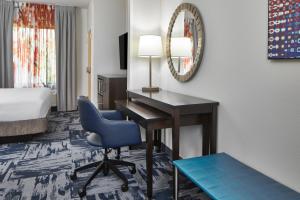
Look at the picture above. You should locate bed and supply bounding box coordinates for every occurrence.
[0,88,52,137]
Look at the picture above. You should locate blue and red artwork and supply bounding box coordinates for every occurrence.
[268,0,300,59]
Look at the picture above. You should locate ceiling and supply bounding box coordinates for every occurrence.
[14,0,91,8]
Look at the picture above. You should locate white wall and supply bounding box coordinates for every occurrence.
[129,0,300,192]
[127,0,161,90]
[88,0,127,105]
[127,0,162,141]
[76,8,88,97]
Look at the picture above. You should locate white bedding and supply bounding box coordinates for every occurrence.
[0,88,51,122]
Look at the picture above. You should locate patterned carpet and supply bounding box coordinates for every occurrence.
[0,112,209,200]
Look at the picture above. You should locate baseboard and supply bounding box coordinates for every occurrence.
[135,141,182,160]
[161,142,183,160]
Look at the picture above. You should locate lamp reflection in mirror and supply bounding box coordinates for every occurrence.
[171,37,192,74]
[138,35,162,92]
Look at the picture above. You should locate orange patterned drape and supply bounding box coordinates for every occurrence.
[14,3,55,29]
[183,12,198,74]
[13,3,56,88]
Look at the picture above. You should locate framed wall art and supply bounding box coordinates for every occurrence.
[268,0,300,59]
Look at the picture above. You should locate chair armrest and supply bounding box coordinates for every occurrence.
[100,110,123,120]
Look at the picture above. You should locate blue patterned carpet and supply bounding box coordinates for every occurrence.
[0,112,209,200]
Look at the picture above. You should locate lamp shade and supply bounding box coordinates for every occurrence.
[171,37,192,58]
[138,35,162,57]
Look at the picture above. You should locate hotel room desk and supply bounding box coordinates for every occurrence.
[115,100,172,198]
[116,89,219,198]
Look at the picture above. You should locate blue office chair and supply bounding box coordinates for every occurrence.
[70,96,142,198]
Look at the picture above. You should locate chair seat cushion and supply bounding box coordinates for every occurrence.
[87,132,102,147]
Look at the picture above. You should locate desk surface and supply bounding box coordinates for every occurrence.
[115,100,170,122]
[98,74,127,78]
[128,89,219,108]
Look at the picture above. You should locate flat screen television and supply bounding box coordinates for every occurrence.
[119,33,128,70]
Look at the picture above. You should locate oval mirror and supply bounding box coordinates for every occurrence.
[166,3,205,82]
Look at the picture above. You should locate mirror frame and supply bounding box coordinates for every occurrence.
[166,3,205,82]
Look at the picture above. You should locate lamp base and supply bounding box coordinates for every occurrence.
[142,87,160,93]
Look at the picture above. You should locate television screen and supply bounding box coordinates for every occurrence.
[119,33,128,70]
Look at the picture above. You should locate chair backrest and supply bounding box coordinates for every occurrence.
[78,96,103,134]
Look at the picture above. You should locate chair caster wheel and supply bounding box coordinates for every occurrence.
[130,166,136,174]
[70,172,77,181]
[155,147,161,153]
[78,188,86,198]
[121,184,128,192]
[103,168,109,176]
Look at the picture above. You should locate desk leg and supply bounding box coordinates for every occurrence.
[154,130,162,153]
[209,106,218,154]
[146,129,153,198]
[172,111,180,198]
[202,119,210,156]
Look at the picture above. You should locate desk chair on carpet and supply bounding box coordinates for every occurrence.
[70,96,142,198]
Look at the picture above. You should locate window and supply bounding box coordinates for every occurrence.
[13,3,56,88]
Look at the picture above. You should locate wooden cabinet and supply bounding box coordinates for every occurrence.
[97,74,127,110]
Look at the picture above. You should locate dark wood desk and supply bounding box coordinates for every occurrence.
[115,100,172,198]
[117,90,219,198]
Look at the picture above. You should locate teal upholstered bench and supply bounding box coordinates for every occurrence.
[173,153,300,200]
